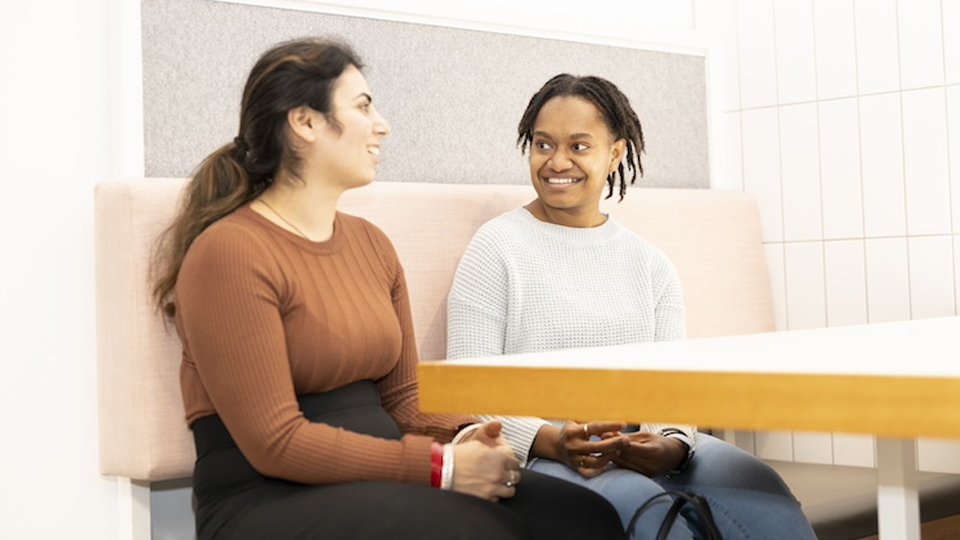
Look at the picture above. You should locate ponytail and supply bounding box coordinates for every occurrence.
[151,141,262,317]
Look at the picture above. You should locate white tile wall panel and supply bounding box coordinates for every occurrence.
[793,432,833,464]
[819,98,864,239]
[779,104,822,241]
[737,0,779,109]
[722,0,742,112]
[902,89,951,236]
[765,243,788,331]
[824,240,868,327]
[853,0,901,95]
[813,0,858,100]
[917,438,960,474]
[908,235,957,319]
[859,93,907,238]
[865,237,911,322]
[724,112,745,191]
[742,108,784,242]
[754,431,794,461]
[896,0,945,90]
[774,0,817,105]
[955,235,960,313]
[833,434,876,468]
[945,0,960,85]
[784,241,827,329]
[949,87,960,234]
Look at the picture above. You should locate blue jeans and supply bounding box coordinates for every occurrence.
[526,434,818,540]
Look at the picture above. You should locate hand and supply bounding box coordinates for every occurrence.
[604,431,686,477]
[451,434,522,502]
[470,420,516,459]
[532,421,630,479]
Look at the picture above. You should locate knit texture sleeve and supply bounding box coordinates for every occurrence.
[177,219,433,485]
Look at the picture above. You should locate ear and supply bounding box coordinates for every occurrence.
[287,106,320,144]
[608,138,627,174]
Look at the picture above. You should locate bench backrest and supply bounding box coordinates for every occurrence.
[95,179,772,481]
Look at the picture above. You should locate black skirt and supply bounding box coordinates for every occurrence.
[191,380,625,540]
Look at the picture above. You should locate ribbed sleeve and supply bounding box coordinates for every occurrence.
[447,208,696,465]
[176,206,472,485]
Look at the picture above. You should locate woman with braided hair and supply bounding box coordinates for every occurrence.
[447,73,818,539]
[152,41,626,540]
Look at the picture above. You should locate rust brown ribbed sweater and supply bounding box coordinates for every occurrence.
[175,205,472,486]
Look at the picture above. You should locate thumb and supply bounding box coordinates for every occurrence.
[481,420,503,439]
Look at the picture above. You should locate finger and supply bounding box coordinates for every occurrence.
[503,468,521,487]
[591,420,628,434]
[580,435,630,454]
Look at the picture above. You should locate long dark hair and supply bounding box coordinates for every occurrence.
[151,38,363,317]
[517,74,645,201]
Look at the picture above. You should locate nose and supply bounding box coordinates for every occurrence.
[547,148,572,171]
[374,109,390,137]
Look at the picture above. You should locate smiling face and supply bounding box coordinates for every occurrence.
[527,96,625,228]
[312,64,390,190]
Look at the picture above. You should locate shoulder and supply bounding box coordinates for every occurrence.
[466,208,536,252]
[178,209,286,294]
[186,209,276,265]
[607,220,679,273]
[337,212,398,257]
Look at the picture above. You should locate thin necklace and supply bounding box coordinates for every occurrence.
[258,198,310,240]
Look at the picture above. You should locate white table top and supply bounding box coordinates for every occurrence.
[418,317,960,439]
[438,316,959,377]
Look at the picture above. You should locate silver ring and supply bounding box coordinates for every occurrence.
[506,480,515,488]
[579,457,586,468]
[583,424,589,437]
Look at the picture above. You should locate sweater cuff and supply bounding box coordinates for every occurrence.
[399,434,437,485]
[643,423,698,451]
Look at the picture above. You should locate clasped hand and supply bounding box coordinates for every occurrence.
[536,422,686,479]
[534,421,629,478]
[451,420,521,502]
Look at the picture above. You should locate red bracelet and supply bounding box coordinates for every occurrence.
[430,442,443,488]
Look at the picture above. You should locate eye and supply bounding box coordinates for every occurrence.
[359,100,372,113]
[572,143,589,151]
[534,140,553,151]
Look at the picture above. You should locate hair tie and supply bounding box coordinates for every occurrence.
[233,136,249,154]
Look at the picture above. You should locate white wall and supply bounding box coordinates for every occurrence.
[719,0,960,469]
[0,1,121,539]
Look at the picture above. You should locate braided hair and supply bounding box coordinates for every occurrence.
[517,74,644,201]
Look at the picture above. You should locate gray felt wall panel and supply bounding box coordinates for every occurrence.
[142,0,708,188]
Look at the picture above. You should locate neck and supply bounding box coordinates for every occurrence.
[525,199,607,228]
[255,175,342,241]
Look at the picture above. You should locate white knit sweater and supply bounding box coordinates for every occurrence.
[447,207,695,466]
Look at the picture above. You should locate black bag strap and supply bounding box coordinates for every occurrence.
[627,490,724,540]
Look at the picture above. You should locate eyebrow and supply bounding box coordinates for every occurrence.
[356,92,372,102]
[532,130,594,140]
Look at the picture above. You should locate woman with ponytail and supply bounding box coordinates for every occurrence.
[151,38,625,540]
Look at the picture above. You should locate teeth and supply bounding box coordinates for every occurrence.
[545,177,578,184]
[368,147,380,155]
